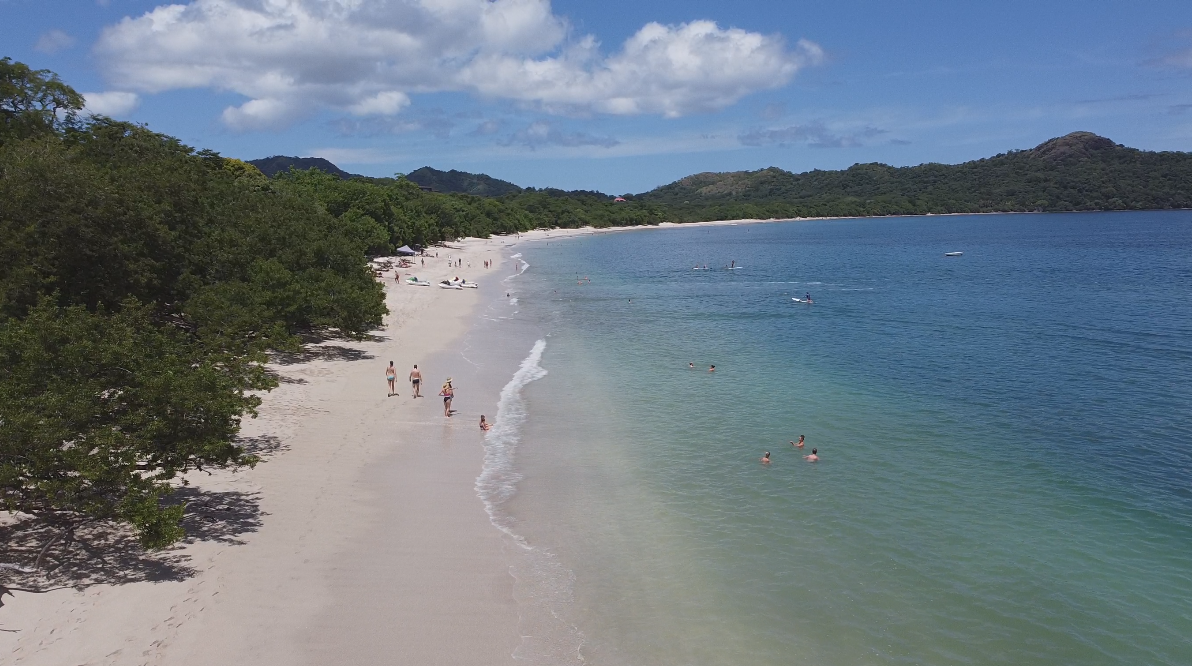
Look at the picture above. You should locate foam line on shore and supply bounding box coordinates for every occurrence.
[476,339,547,547]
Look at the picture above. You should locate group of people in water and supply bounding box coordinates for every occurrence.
[385,361,492,430]
[762,435,819,464]
[688,361,820,464]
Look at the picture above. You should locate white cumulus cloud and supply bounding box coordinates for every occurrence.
[95,0,820,130]
[82,91,141,117]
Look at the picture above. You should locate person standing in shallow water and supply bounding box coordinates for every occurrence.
[791,435,805,449]
[385,361,397,397]
[804,448,819,462]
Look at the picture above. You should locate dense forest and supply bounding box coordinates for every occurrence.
[636,132,1192,220]
[256,131,1192,232]
[0,59,389,551]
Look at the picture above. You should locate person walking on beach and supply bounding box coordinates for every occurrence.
[804,448,819,462]
[791,435,805,449]
[386,361,397,397]
[409,364,423,398]
[440,379,454,417]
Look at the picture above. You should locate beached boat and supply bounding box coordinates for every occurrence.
[405,276,432,286]
[450,278,479,289]
[439,280,463,290]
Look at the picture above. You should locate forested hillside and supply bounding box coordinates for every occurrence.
[248,155,359,179]
[405,166,522,196]
[637,132,1192,220]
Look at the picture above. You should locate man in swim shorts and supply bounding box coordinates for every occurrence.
[409,364,422,398]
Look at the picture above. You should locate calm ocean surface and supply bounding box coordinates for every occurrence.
[474,211,1192,665]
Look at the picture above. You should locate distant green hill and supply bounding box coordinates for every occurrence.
[248,156,360,180]
[406,166,523,196]
[637,132,1192,219]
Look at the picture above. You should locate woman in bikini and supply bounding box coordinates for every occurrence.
[441,379,454,417]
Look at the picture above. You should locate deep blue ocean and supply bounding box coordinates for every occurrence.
[477,211,1192,665]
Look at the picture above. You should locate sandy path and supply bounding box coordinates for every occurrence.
[1,239,517,666]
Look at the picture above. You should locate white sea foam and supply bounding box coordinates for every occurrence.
[476,340,588,664]
[476,339,547,543]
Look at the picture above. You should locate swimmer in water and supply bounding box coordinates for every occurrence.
[804,448,819,462]
[709,365,716,372]
[689,362,695,369]
[761,451,771,464]
[791,435,805,448]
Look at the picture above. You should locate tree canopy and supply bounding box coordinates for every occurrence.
[0,62,385,552]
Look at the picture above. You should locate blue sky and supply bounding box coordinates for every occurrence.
[4,0,1192,193]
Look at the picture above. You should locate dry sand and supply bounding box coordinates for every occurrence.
[1,238,519,666]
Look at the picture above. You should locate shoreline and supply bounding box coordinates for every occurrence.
[2,238,520,665]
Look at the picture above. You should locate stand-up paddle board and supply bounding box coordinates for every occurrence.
[792,298,813,303]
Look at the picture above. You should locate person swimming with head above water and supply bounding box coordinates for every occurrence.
[804,448,819,462]
[791,435,805,448]
[761,451,771,464]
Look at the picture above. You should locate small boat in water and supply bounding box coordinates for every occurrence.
[944,252,964,257]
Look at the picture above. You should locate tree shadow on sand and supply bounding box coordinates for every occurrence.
[0,488,263,593]
[272,344,375,365]
[237,434,290,458]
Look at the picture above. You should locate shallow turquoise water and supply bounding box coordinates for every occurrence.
[484,212,1192,665]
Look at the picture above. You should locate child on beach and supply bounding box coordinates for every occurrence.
[479,415,491,431]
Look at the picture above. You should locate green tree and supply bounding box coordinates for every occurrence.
[0,298,268,550]
[0,57,84,143]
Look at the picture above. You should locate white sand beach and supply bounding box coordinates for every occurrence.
[1,238,519,665]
